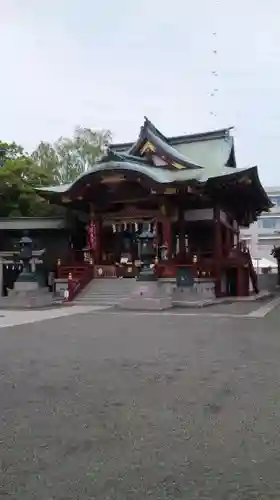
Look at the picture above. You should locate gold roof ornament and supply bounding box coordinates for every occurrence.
[140,141,156,154]
[171,162,185,170]
[238,176,252,185]
[61,196,71,203]
[164,187,177,194]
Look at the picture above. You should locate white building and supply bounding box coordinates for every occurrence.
[240,187,280,265]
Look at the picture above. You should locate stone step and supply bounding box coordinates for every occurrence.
[75,295,131,301]
[74,296,130,304]
[73,277,136,305]
[80,288,133,292]
[78,290,135,297]
[75,292,131,297]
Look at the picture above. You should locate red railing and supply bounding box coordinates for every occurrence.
[67,265,94,301]
[57,265,89,279]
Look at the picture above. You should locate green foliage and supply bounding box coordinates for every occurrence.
[0,144,63,217]
[31,141,61,185]
[0,126,111,218]
[0,141,24,161]
[32,126,111,184]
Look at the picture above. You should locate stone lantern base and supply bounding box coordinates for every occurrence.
[137,264,157,282]
[14,270,39,291]
[3,271,53,309]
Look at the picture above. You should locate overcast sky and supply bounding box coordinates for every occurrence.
[1,0,280,186]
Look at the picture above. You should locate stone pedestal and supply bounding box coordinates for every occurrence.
[193,278,216,298]
[14,279,40,293]
[1,278,53,309]
[173,278,216,306]
[119,281,173,310]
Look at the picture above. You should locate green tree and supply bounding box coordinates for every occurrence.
[31,141,61,185]
[32,126,111,184]
[0,145,63,217]
[0,141,24,161]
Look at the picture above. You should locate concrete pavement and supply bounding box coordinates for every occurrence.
[1,300,280,498]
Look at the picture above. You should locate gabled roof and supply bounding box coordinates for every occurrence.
[112,118,236,170]
[126,117,204,170]
[111,123,233,150]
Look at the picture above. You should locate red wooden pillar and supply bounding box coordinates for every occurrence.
[95,218,102,264]
[162,217,172,261]
[237,266,249,297]
[88,217,102,264]
[225,225,232,256]
[154,220,160,259]
[214,206,222,296]
[178,207,186,260]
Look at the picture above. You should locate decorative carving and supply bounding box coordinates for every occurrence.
[140,141,156,154]
[171,162,185,170]
[164,187,177,195]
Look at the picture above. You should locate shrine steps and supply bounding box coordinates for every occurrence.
[73,278,137,307]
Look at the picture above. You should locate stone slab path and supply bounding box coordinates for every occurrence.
[0,305,109,328]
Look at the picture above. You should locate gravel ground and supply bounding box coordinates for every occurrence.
[1,309,280,499]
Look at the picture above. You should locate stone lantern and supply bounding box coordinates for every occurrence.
[17,235,36,283]
[137,224,156,281]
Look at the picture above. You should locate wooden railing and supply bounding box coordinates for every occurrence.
[67,265,94,301]
[93,264,117,278]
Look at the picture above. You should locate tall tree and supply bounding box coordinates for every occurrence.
[0,141,24,161]
[31,141,61,185]
[32,127,111,185]
[0,144,63,217]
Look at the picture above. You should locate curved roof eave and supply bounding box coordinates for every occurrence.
[36,183,72,194]
[205,165,272,210]
[35,161,203,196]
[70,162,203,191]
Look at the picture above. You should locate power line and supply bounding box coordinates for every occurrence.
[209,30,219,121]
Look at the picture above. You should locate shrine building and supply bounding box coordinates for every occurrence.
[37,118,272,298]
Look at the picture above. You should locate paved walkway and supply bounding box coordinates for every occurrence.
[1,303,280,498]
[0,305,108,328]
[0,295,279,328]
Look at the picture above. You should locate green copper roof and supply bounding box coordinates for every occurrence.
[174,135,234,170]
[36,161,255,194]
[35,117,271,214]
[128,118,204,169]
[113,118,235,170]
[36,160,203,196]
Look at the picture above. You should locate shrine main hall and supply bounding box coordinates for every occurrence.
[37,118,271,299]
